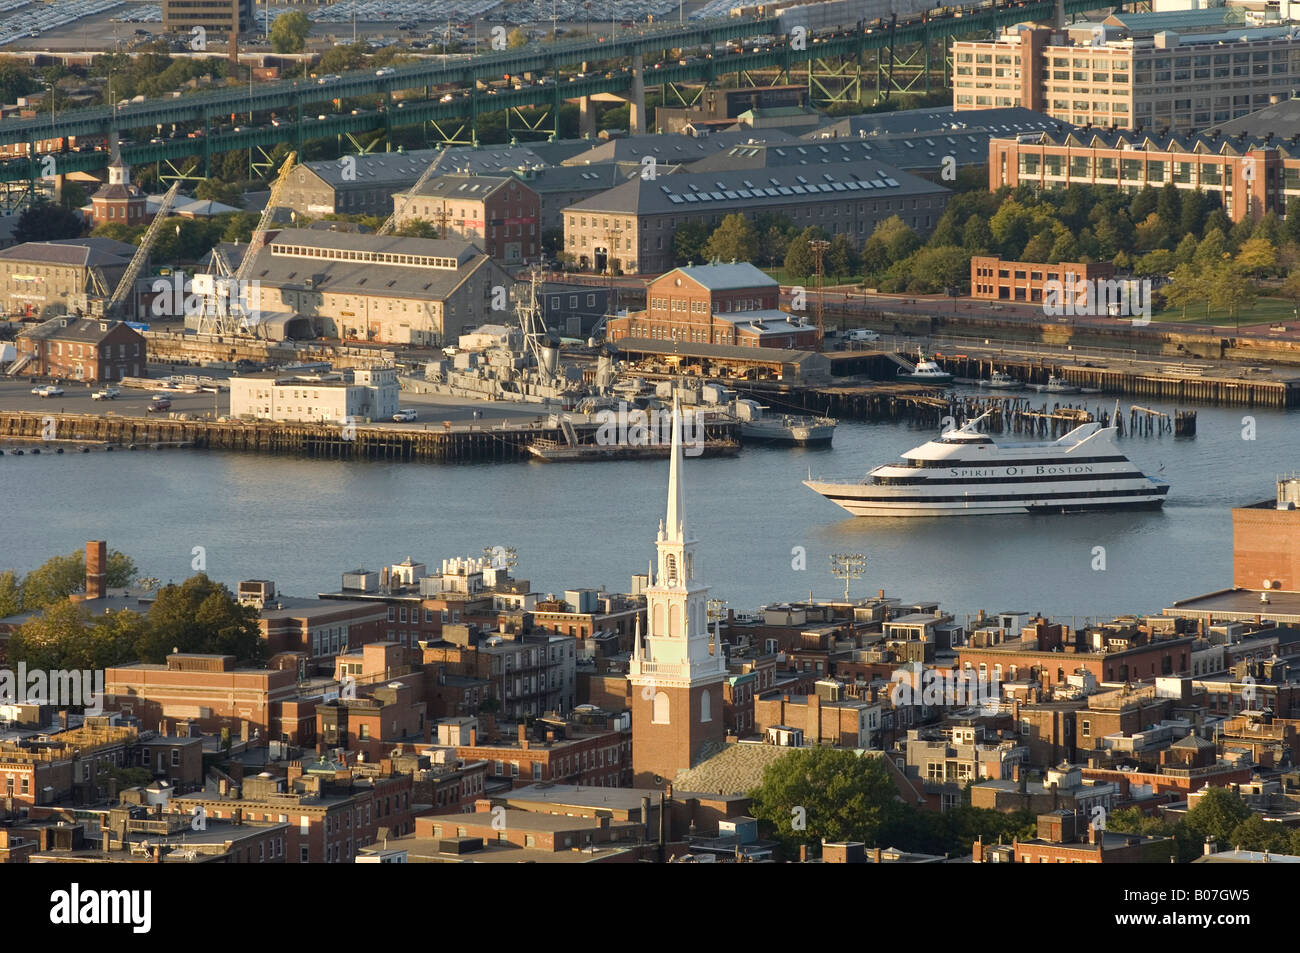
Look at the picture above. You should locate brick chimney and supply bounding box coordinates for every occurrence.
[469,727,477,746]
[972,836,984,863]
[86,540,107,600]
[799,844,807,862]
[518,722,529,750]
[287,761,304,786]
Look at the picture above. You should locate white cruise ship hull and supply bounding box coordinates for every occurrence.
[803,479,1168,517]
[803,414,1169,518]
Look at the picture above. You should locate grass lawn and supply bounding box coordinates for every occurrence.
[762,267,864,286]
[1151,295,1300,328]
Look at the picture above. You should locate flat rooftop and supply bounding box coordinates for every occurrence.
[1168,589,1300,623]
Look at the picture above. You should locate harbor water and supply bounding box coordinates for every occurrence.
[1,392,1290,621]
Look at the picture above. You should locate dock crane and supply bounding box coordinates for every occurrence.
[86,180,183,319]
[376,147,450,237]
[197,151,296,336]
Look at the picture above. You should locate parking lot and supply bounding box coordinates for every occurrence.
[0,375,556,431]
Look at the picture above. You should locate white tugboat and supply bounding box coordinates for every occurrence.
[803,411,1169,517]
[895,348,954,384]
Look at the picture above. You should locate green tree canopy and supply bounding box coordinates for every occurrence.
[672,221,710,266]
[703,213,760,265]
[749,748,899,857]
[270,11,311,54]
[19,548,137,610]
[133,574,264,664]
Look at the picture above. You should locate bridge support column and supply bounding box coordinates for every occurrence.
[579,95,596,138]
[629,53,646,136]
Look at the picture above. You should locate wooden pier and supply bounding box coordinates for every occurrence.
[0,412,739,464]
[932,353,1297,409]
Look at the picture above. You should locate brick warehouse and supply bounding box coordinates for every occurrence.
[606,262,817,349]
[14,316,147,382]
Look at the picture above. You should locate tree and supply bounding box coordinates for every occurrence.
[1236,237,1278,278]
[961,214,993,253]
[0,570,21,618]
[7,601,142,671]
[0,55,33,105]
[318,41,370,74]
[194,179,244,208]
[507,27,529,48]
[1285,198,1300,246]
[783,226,828,281]
[13,201,84,243]
[749,748,899,857]
[1156,181,1182,228]
[672,221,709,266]
[1229,814,1290,853]
[760,224,792,267]
[827,233,857,281]
[135,574,264,664]
[1163,262,1207,319]
[1178,189,1209,239]
[270,11,311,54]
[1208,261,1256,320]
[1194,228,1229,267]
[1134,248,1176,277]
[19,548,137,609]
[1129,186,1158,224]
[1184,786,1252,846]
[703,213,759,265]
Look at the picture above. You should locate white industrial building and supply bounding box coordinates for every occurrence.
[229,366,399,423]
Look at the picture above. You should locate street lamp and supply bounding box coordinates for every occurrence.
[829,552,866,602]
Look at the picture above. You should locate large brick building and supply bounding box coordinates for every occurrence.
[954,13,1300,132]
[971,256,1115,305]
[217,229,514,347]
[104,654,302,743]
[13,316,146,382]
[563,159,949,275]
[988,130,1279,223]
[606,262,817,348]
[0,238,137,320]
[392,173,541,265]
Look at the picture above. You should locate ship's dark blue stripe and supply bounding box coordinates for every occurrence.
[873,471,1149,486]
[820,485,1169,504]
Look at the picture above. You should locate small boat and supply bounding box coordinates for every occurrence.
[527,437,741,462]
[896,349,954,384]
[980,371,1023,391]
[1043,374,1081,395]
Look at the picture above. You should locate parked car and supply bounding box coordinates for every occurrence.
[91,386,120,400]
[32,384,63,397]
[845,329,880,342]
[393,409,418,422]
[146,398,172,413]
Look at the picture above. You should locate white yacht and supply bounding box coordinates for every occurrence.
[803,412,1169,517]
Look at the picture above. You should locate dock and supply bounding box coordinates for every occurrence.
[0,412,739,464]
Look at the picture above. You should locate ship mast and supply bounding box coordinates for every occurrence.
[514,264,555,384]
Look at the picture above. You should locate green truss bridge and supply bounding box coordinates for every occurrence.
[0,0,1102,187]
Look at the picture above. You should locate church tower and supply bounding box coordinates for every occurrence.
[628,397,726,787]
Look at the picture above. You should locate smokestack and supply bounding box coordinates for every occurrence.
[86,540,107,600]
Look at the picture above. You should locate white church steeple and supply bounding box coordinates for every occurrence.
[631,397,724,683]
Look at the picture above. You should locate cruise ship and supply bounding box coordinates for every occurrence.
[803,413,1169,517]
